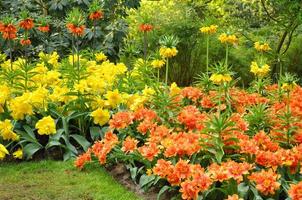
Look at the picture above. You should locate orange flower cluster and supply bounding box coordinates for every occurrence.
[139,23,153,32]
[20,38,31,46]
[138,142,159,161]
[248,169,280,196]
[0,23,17,40]
[177,106,206,130]
[38,25,50,33]
[208,161,253,183]
[75,131,118,169]
[288,181,302,200]
[19,18,34,30]
[122,136,138,153]
[89,11,104,21]
[66,23,86,37]
[109,111,134,130]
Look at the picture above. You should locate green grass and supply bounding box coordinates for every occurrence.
[0,160,142,200]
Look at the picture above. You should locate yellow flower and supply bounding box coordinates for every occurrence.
[170,82,181,97]
[35,116,56,135]
[13,148,23,159]
[250,62,270,77]
[91,108,110,126]
[282,82,297,91]
[151,59,165,68]
[210,73,232,85]
[0,144,9,160]
[146,169,153,176]
[218,33,238,45]
[9,93,33,120]
[159,47,178,58]
[74,80,90,93]
[105,89,123,108]
[0,120,19,141]
[200,25,218,34]
[254,42,271,53]
[0,85,10,105]
[142,86,155,97]
[95,52,107,62]
[30,87,49,108]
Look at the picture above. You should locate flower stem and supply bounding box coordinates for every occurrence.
[225,44,229,70]
[165,58,169,85]
[206,35,209,74]
[157,68,160,82]
[143,32,147,61]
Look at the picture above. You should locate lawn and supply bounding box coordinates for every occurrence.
[0,160,142,200]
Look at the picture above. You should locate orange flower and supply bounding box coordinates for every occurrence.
[38,25,50,33]
[121,136,138,153]
[20,38,31,46]
[175,159,191,180]
[19,18,34,30]
[139,23,153,32]
[138,142,159,161]
[248,169,280,196]
[288,181,302,200]
[153,159,174,178]
[177,106,206,130]
[74,151,91,169]
[0,23,17,40]
[109,111,133,130]
[180,180,200,200]
[148,125,170,143]
[137,119,157,135]
[133,107,158,121]
[66,23,85,37]
[89,11,104,21]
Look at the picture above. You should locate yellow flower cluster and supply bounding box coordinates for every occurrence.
[250,62,270,77]
[0,120,19,141]
[151,59,165,68]
[0,144,9,160]
[282,82,297,91]
[254,42,271,53]
[95,52,108,62]
[218,33,238,45]
[39,52,60,68]
[91,108,110,126]
[200,25,218,34]
[35,116,56,135]
[210,73,232,85]
[159,47,178,58]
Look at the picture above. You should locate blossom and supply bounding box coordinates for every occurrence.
[288,181,302,200]
[0,23,17,40]
[20,38,31,46]
[139,23,153,32]
[75,151,91,169]
[105,89,123,108]
[138,142,159,161]
[248,169,280,196]
[219,33,238,45]
[89,11,104,21]
[225,194,243,200]
[250,62,270,77]
[91,108,110,126]
[38,25,50,33]
[35,116,56,135]
[151,59,165,68]
[0,144,9,160]
[0,119,19,141]
[19,18,34,30]
[200,25,218,34]
[254,42,271,53]
[210,73,232,85]
[109,111,133,130]
[66,23,85,37]
[13,148,23,159]
[95,52,107,62]
[121,136,138,153]
[159,47,178,58]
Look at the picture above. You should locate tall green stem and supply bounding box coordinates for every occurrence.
[143,32,147,60]
[76,37,80,83]
[157,68,160,82]
[225,44,229,70]
[206,36,209,74]
[165,58,169,85]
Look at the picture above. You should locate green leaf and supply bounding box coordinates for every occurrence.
[130,167,138,182]
[23,125,38,142]
[238,183,249,198]
[23,143,43,160]
[90,126,102,140]
[139,174,156,188]
[70,134,91,151]
[157,185,170,200]
[46,141,61,149]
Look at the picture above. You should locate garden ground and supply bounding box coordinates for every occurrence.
[0,160,141,200]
